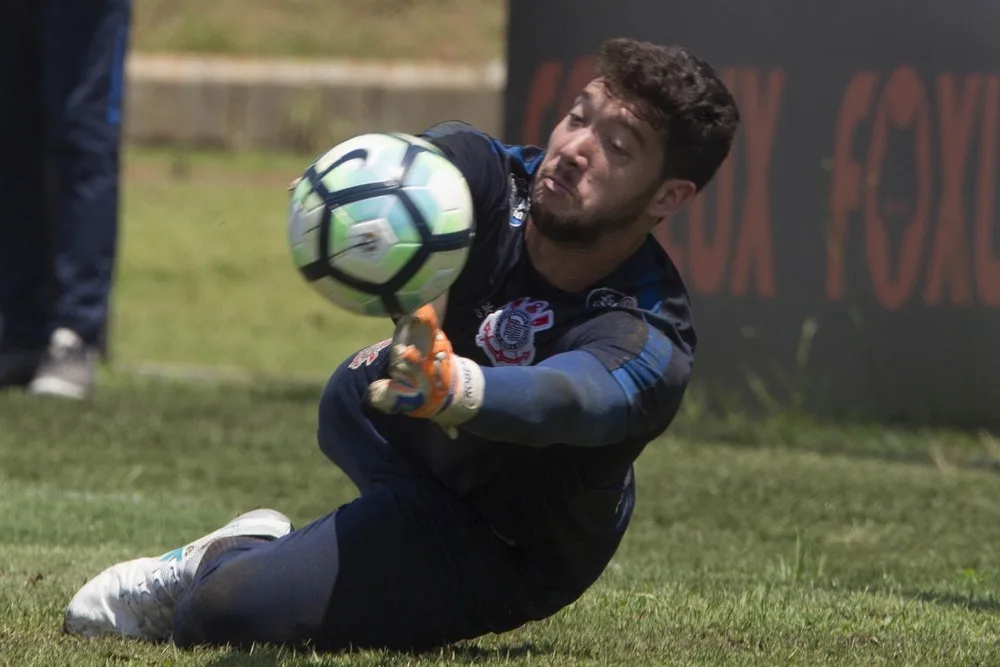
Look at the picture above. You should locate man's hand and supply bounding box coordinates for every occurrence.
[366,304,484,438]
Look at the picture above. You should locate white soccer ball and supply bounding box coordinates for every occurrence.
[287,132,475,318]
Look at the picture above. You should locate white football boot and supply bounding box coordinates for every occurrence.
[63,509,293,642]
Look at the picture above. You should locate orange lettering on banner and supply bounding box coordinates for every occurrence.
[688,68,737,294]
[730,68,784,297]
[864,67,933,312]
[829,68,1000,310]
[520,61,562,147]
[826,72,879,300]
[976,76,1000,306]
[924,74,979,306]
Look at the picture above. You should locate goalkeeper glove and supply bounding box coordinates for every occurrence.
[366,304,485,438]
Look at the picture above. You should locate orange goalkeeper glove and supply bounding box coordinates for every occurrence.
[365,304,485,438]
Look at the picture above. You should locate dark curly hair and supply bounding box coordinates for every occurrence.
[595,37,740,191]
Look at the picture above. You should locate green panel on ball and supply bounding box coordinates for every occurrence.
[319,135,411,195]
[403,152,436,188]
[287,200,324,268]
[290,239,317,269]
[394,248,470,313]
[288,133,476,321]
[312,275,383,317]
[313,133,407,175]
[333,237,419,285]
[361,298,391,317]
[383,196,423,244]
[327,207,354,256]
[380,242,421,276]
[402,187,441,235]
[340,196,393,231]
[321,165,378,194]
[291,178,308,204]
[434,206,476,236]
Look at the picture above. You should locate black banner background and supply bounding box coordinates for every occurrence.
[503,0,1000,427]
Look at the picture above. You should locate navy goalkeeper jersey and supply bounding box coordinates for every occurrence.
[386,121,696,590]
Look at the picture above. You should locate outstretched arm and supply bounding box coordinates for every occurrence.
[367,305,691,447]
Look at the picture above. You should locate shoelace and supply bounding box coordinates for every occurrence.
[121,560,189,639]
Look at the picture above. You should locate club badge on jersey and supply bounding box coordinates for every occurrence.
[475,297,554,367]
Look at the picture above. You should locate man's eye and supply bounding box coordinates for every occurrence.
[608,140,628,155]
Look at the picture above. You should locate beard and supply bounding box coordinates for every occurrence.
[529,183,650,246]
[529,202,629,245]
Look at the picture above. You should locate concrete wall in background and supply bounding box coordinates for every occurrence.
[504,0,1000,428]
[123,55,506,152]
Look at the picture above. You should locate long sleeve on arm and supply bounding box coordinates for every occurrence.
[461,311,691,448]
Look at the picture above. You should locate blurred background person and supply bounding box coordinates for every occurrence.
[0,0,131,399]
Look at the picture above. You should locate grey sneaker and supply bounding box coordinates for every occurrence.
[0,349,43,388]
[28,328,96,399]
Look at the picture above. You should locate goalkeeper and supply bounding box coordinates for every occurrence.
[63,37,740,652]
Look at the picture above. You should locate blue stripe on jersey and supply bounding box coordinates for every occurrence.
[610,326,674,404]
[637,282,663,313]
[470,351,631,448]
[496,142,544,175]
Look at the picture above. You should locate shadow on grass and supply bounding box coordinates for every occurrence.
[247,380,326,406]
[907,590,1000,615]
[202,640,559,666]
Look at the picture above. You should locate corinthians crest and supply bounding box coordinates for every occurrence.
[475,297,554,366]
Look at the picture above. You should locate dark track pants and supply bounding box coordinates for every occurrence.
[0,0,129,350]
[172,346,567,652]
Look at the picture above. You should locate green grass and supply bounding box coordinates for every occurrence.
[2,149,1000,665]
[111,146,395,378]
[131,0,507,62]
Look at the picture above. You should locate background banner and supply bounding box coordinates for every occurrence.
[504,0,1000,427]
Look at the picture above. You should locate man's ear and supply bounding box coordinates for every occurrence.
[645,179,697,219]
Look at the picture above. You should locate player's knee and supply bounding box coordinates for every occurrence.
[317,355,370,461]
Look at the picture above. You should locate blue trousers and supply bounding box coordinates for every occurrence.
[171,346,570,652]
[0,0,130,350]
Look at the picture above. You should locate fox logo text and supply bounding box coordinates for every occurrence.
[476,298,554,366]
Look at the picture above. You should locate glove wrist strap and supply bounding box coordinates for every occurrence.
[435,356,485,427]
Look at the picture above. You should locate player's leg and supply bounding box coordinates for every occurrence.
[64,477,554,650]
[314,338,437,493]
[171,475,555,652]
[0,0,50,386]
[30,0,131,398]
[64,344,567,650]
[170,350,562,650]
[63,509,295,640]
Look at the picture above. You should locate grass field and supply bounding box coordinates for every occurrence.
[2,149,1000,665]
[131,0,507,62]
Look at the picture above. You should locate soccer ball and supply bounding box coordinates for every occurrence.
[287,132,475,318]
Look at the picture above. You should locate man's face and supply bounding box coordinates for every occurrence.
[530,78,667,245]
